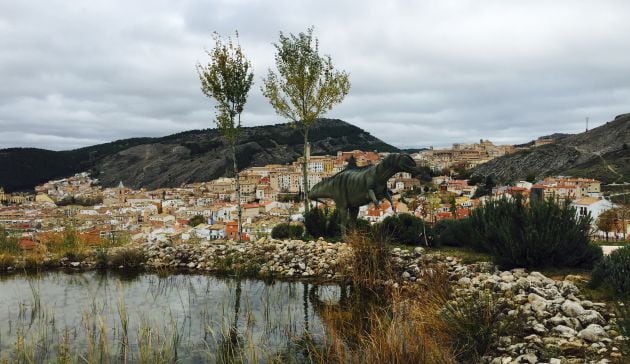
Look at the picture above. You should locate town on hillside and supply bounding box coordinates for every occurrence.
[1,146,628,251]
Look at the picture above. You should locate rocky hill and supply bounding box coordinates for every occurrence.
[0,119,398,192]
[472,113,630,184]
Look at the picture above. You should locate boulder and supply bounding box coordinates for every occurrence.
[562,300,586,317]
[552,324,577,338]
[578,324,609,343]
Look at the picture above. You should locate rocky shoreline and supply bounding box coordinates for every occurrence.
[122,237,630,362]
[0,237,626,362]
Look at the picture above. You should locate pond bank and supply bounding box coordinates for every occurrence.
[0,238,626,362]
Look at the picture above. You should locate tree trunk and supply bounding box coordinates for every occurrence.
[232,143,242,243]
[303,126,310,213]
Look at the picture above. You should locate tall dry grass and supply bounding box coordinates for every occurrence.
[314,229,459,364]
[344,230,394,294]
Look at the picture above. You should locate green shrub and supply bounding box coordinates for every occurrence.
[468,196,601,269]
[271,223,291,239]
[434,219,475,248]
[271,223,303,239]
[355,218,372,234]
[377,214,428,246]
[303,207,343,239]
[441,290,525,361]
[326,209,341,238]
[289,224,304,239]
[303,208,328,238]
[590,245,630,297]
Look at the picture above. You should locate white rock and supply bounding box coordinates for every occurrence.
[533,323,547,334]
[528,293,548,312]
[552,324,577,338]
[578,310,606,326]
[516,353,537,364]
[562,299,586,317]
[578,324,609,343]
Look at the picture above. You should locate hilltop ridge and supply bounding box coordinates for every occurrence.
[0,119,398,192]
[472,113,630,183]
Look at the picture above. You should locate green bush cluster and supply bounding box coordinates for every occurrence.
[436,197,601,269]
[271,223,304,239]
[303,208,341,239]
[433,219,474,248]
[590,245,630,297]
[377,214,429,246]
[441,290,525,361]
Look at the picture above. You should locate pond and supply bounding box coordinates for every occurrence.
[0,271,343,363]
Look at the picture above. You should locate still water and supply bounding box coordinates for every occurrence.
[0,271,341,363]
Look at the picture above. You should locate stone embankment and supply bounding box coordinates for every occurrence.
[143,236,353,279]
[445,263,624,363]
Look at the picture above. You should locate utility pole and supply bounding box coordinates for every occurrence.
[586,117,589,132]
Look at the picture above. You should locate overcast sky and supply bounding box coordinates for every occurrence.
[1,0,629,151]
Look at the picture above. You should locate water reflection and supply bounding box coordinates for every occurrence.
[0,272,346,363]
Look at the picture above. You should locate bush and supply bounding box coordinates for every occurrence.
[303,207,343,239]
[590,245,630,297]
[440,290,525,361]
[326,209,341,238]
[289,224,304,239]
[304,208,328,238]
[434,219,475,248]
[271,223,303,239]
[109,248,146,268]
[355,218,372,234]
[271,223,291,239]
[468,196,602,269]
[377,214,428,246]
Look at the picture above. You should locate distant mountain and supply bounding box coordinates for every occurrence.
[472,113,630,184]
[0,119,399,192]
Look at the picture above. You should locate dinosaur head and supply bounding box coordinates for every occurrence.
[395,154,432,182]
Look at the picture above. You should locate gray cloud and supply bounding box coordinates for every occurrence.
[1,0,629,151]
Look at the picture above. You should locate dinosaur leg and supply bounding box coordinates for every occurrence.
[368,189,380,207]
[348,206,359,231]
[385,189,396,214]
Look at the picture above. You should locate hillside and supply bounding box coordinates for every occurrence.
[0,119,398,192]
[472,113,630,184]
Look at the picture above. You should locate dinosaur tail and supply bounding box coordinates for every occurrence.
[308,178,334,200]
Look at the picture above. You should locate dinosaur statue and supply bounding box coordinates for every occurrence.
[308,153,430,235]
